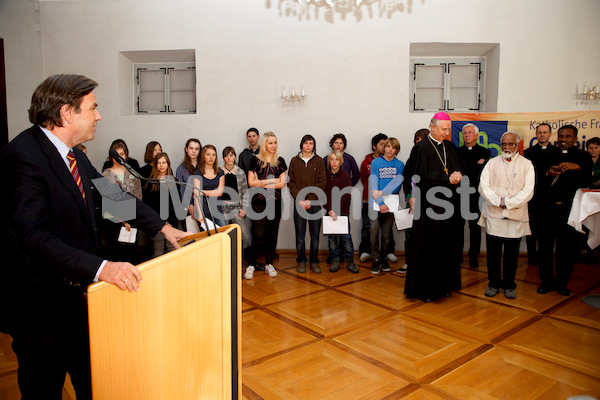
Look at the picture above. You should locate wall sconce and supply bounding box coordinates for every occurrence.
[578,81,600,105]
[281,85,306,105]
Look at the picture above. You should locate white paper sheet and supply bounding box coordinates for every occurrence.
[200,218,220,232]
[118,227,137,243]
[372,194,400,212]
[185,215,200,234]
[322,216,349,235]
[185,215,220,232]
[393,208,413,230]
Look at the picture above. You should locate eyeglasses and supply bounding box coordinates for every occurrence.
[501,143,517,148]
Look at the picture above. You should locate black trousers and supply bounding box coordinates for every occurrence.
[486,234,521,290]
[11,292,92,400]
[525,199,543,262]
[248,201,282,265]
[538,203,581,290]
[459,193,482,263]
[293,205,322,264]
[370,212,394,261]
[460,217,482,262]
[359,202,395,255]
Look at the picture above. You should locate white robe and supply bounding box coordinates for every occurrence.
[478,153,535,238]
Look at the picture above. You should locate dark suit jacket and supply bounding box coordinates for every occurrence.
[0,125,164,334]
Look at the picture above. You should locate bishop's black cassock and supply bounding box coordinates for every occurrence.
[403,136,466,302]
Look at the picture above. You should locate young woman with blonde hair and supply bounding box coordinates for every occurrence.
[244,132,287,279]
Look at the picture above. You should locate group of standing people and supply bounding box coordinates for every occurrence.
[471,121,593,300]
[1,73,597,399]
[370,112,594,303]
[437,118,593,301]
[83,107,597,307]
[95,128,370,280]
[94,113,594,304]
[238,130,362,279]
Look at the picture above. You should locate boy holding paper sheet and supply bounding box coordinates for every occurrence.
[369,138,404,275]
[324,150,359,273]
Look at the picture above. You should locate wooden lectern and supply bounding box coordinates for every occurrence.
[87,225,241,399]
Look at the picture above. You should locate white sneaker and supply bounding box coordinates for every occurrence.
[265,263,278,277]
[244,265,255,280]
[359,253,370,262]
[387,253,398,263]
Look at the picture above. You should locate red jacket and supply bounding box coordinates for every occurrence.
[360,153,375,202]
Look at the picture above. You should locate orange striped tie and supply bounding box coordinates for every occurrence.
[67,150,86,201]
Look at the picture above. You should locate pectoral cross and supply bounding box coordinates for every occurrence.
[444,167,449,175]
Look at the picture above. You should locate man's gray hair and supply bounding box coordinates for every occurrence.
[462,123,479,134]
[501,131,521,144]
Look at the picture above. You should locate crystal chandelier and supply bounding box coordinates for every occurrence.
[276,0,411,21]
[578,82,600,105]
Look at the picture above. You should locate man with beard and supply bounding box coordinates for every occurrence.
[537,124,592,296]
[478,132,534,299]
[403,112,465,302]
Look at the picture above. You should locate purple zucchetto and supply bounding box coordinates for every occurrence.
[432,112,451,121]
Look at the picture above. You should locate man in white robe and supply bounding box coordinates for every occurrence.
[478,132,535,299]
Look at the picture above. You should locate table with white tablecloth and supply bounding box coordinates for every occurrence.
[567,188,600,309]
[567,189,600,248]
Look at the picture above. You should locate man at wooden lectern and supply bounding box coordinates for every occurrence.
[0,74,189,399]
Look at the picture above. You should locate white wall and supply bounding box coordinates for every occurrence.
[0,0,44,135]
[3,0,600,251]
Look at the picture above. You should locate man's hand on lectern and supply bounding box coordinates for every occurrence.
[162,223,192,249]
[99,261,142,292]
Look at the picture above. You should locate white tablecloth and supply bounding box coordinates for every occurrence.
[567,189,600,248]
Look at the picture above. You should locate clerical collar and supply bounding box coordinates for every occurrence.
[562,149,568,154]
[428,134,442,145]
[541,145,547,149]
[467,146,474,150]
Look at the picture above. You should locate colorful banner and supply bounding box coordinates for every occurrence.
[449,111,600,157]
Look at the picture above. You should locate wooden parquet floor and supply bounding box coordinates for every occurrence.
[239,252,600,400]
[1,252,599,399]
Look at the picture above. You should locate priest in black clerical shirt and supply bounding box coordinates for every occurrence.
[523,123,560,265]
[457,123,490,268]
[536,124,592,296]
